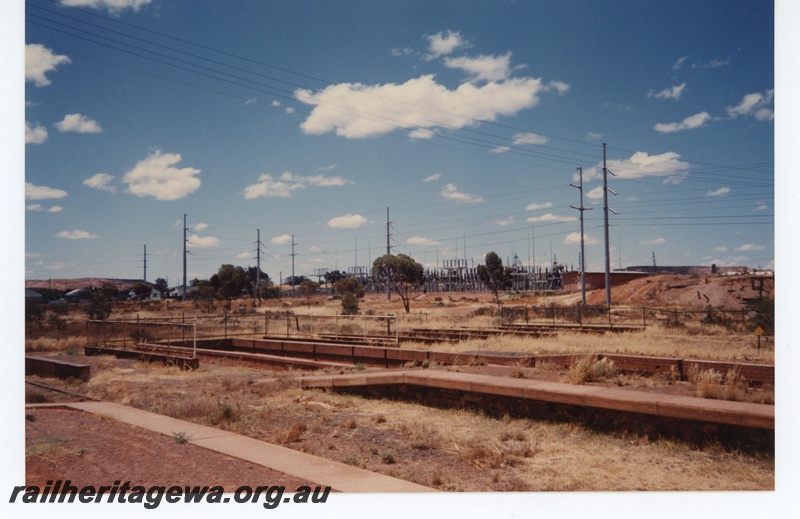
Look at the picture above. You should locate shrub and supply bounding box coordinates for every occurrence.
[341,293,359,315]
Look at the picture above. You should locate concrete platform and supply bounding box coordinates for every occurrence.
[44,401,435,493]
[299,370,774,430]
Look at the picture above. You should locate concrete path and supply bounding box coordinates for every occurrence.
[56,401,436,493]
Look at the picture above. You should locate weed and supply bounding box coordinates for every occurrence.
[564,355,617,385]
[277,421,307,444]
[381,451,396,464]
[172,431,190,444]
[342,453,365,468]
[374,414,387,424]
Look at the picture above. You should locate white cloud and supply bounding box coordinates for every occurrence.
[83,173,117,192]
[713,246,728,252]
[295,74,546,139]
[60,0,152,14]
[491,146,510,154]
[526,213,576,223]
[672,56,688,70]
[653,111,712,133]
[735,244,765,252]
[391,47,414,57]
[25,44,71,87]
[693,57,730,69]
[598,151,691,184]
[707,187,730,197]
[544,81,570,96]
[56,230,97,240]
[423,173,442,183]
[440,183,484,204]
[243,172,349,199]
[285,106,295,114]
[640,238,667,245]
[26,122,48,144]
[25,182,68,201]
[187,235,220,248]
[423,30,468,61]
[525,201,553,211]
[49,206,64,213]
[54,113,103,134]
[513,132,549,145]
[563,232,598,245]
[237,252,254,259]
[756,204,768,211]
[271,100,281,107]
[318,164,337,171]
[406,236,440,246]
[193,223,208,231]
[122,150,201,201]
[327,214,368,229]
[648,83,686,100]
[586,132,603,140]
[493,217,514,227]
[726,90,774,121]
[586,186,604,199]
[444,52,512,82]
[271,234,293,245]
[26,204,44,212]
[408,128,436,140]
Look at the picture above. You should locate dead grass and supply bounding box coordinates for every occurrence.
[564,355,618,385]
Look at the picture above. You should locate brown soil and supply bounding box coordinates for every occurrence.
[25,407,319,490]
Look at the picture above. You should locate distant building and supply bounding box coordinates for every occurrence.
[562,271,649,291]
[25,289,44,303]
[621,265,749,275]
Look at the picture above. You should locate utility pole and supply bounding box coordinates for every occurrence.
[652,251,657,272]
[602,143,617,306]
[142,244,147,283]
[571,166,592,306]
[291,235,296,297]
[256,229,262,298]
[182,214,188,302]
[386,207,391,301]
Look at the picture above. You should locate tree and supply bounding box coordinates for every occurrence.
[372,253,425,313]
[334,277,364,298]
[477,251,512,308]
[190,279,217,311]
[340,293,359,315]
[212,264,249,308]
[154,277,169,296]
[246,267,270,299]
[297,279,319,304]
[131,282,153,300]
[324,270,347,286]
[86,284,116,320]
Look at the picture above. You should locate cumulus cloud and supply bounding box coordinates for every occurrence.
[295,74,546,139]
[653,111,712,133]
[391,47,414,57]
[726,90,774,121]
[271,234,293,245]
[423,173,442,183]
[83,173,117,192]
[440,183,484,204]
[563,232,598,245]
[491,146,510,154]
[525,201,553,211]
[187,234,219,248]
[526,213,576,223]
[406,236,440,246]
[25,44,71,87]
[192,223,208,232]
[648,83,686,100]
[423,30,469,61]
[122,150,201,201]
[713,246,728,252]
[26,122,48,144]
[586,151,691,184]
[56,230,97,240]
[513,132,549,145]
[707,187,730,197]
[237,252,254,259]
[54,113,103,134]
[60,0,152,14]
[243,172,350,199]
[640,238,667,245]
[327,214,368,229]
[444,52,512,82]
[408,128,436,140]
[586,186,605,200]
[27,204,61,212]
[26,182,68,200]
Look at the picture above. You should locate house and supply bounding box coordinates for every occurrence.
[25,289,44,303]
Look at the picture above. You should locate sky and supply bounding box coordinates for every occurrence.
[21,0,776,287]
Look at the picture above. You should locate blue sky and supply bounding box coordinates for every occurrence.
[22,0,776,286]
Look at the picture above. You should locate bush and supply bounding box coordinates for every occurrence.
[341,293,359,315]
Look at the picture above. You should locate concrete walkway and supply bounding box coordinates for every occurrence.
[51,401,435,493]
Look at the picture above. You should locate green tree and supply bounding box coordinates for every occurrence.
[477,252,512,308]
[212,264,249,309]
[131,282,153,300]
[86,284,117,320]
[372,253,425,313]
[154,277,169,296]
[340,292,359,315]
[335,277,364,298]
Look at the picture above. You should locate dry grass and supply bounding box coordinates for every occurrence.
[564,355,618,385]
